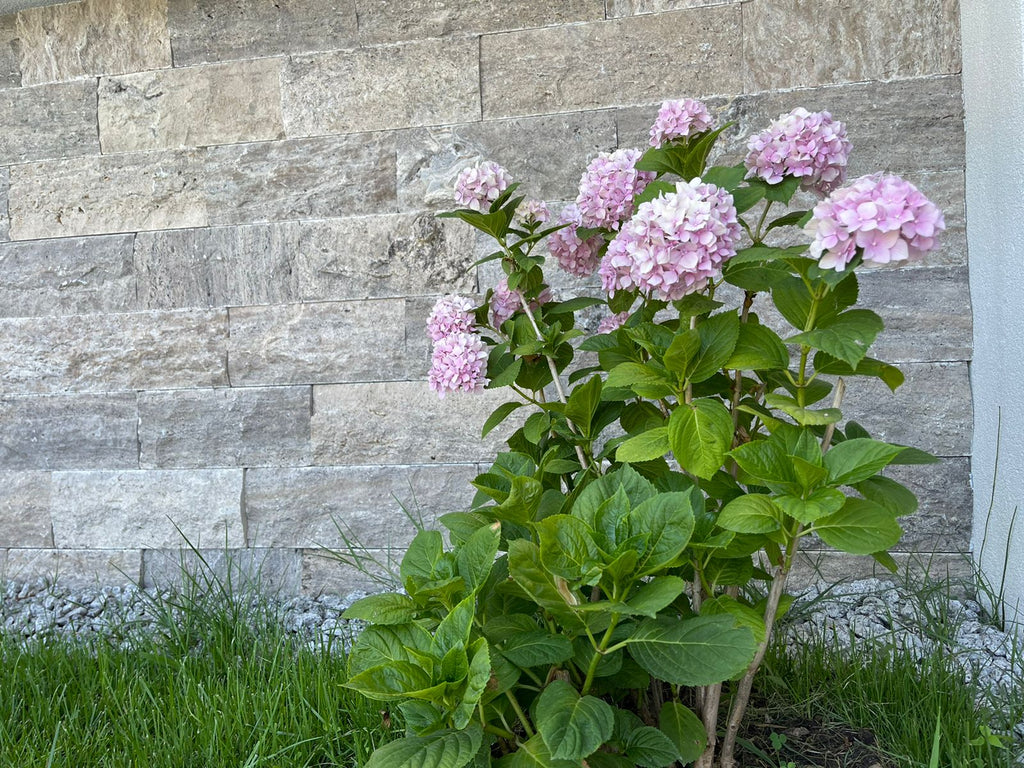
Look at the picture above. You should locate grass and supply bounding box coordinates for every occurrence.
[0,583,399,767]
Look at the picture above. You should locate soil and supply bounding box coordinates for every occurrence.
[738,709,890,768]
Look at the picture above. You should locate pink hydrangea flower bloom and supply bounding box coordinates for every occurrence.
[805,174,945,271]
[454,161,512,212]
[744,108,852,196]
[597,312,631,334]
[575,149,655,231]
[600,178,741,301]
[516,198,552,225]
[548,203,604,277]
[428,331,489,398]
[426,295,476,343]
[649,98,715,147]
[490,278,552,327]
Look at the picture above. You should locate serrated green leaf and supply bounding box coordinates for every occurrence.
[536,514,602,584]
[634,179,677,206]
[626,615,756,686]
[628,492,695,575]
[536,679,615,762]
[728,439,797,488]
[824,438,906,486]
[659,702,706,764]
[482,402,526,438]
[765,393,843,426]
[617,427,671,463]
[855,475,919,516]
[788,309,884,368]
[500,631,574,668]
[732,185,766,214]
[700,595,768,645]
[663,329,701,376]
[565,375,602,438]
[718,494,781,533]
[343,592,420,625]
[606,362,676,399]
[727,322,790,370]
[774,487,845,524]
[690,312,741,384]
[813,498,902,555]
[625,576,687,618]
[702,163,747,192]
[365,726,483,768]
[496,734,578,768]
[623,724,681,768]
[457,521,501,592]
[668,399,734,480]
[344,661,442,702]
[722,259,792,292]
[812,352,905,392]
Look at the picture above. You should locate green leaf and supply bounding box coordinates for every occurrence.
[855,476,919,516]
[700,595,768,646]
[494,475,545,525]
[690,312,741,384]
[702,163,747,191]
[765,210,812,234]
[345,661,441,701]
[616,427,671,463]
[627,492,695,575]
[824,438,906,486]
[773,488,845,525]
[343,592,420,625]
[625,576,687,618]
[626,615,757,686]
[457,521,501,592]
[722,260,792,292]
[668,399,734,480]
[441,511,493,544]
[454,640,491,729]
[728,439,796,487]
[726,322,790,370]
[565,375,602,438]
[672,294,725,318]
[483,402,526,438]
[718,494,781,534]
[729,245,810,265]
[434,595,476,655]
[496,734,578,768]
[488,357,524,389]
[731,185,765,214]
[659,702,707,764]
[501,631,574,668]
[606,362,676,399]
[813,498,903,555]
[765,393,843,426]
[634,179,677,206]
[813,352,905,392]
[623,724,681,768]
[663,329,701,376]
[401,530,446,585]
[347,624,435,676]
[750,175,801,204]
[788,309,884,368]
[365,727,483,768]
[536,515,602,584]
[508,540,584,628]
[536,679,615,762]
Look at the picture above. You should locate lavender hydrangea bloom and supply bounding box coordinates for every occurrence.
[597,312,631,334]
[548,203,603,277]
[454,161,512,212]
[575,149,655,231]
[428,331,489,397]
[426,295,476,343]
[805,174,945,271]
[744,108,852,196]
[599,178,741,301]
[490,278,553,327]
[649,98,715,147]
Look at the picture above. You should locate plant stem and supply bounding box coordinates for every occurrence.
[581,616,620,695]
[505,691,535,739]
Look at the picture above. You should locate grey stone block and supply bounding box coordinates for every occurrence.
[2,548,142,586]
[52,469,244,549]
[742,0,961,93]
[0,471,52,547]
[16,0,171,86]
[0,393,138,470]
[0,79,97,164]
[355,0,604,45]
[301,548,401,596]
[99,58,285,153]
[396,111,617,210]
[0,15,20,89]
[243,464,478,548]
[227,300,410,387]
[203,133,397,226]
[141,547,302,596]
[282,39,479,138]
[311,381,524,465]
[842,362,971,457]
[9,150,208,240]
[0,234,135,317]
[0,167,9,242]
[480,7,742,118]
[788,551,973,591]
[167,0,358,66]
[607,0,741,16]
[139,387,312,469]
[0,309,228,393]
[858,266,971,364]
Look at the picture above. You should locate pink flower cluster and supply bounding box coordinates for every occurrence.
[597,312,631,334]
[426,295,488,397]
[805,174,945,271]
[548,203,604,277]
[575,149,655,230]
[454,161,512,212]
[599,179,741,301]
[649,99,715,147]
[744,108,851,196]
[491,278,552,327]
[516,198,551,225]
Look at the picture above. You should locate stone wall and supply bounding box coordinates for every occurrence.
[0,0,968,595]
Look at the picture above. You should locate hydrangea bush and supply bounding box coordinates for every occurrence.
[343,100,944,768]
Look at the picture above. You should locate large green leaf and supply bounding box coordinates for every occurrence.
[774,488,845,525]
[728,439,797,488]
[824,438,906,486]
[457,521,501,592]
[624,576,687,618]
[690,312,741,383]
[345,661,443,702]
[536,515,602,584]
[343,592,420,625]
[616,426,670,463]
[663,329,701,376]
[625,615,756,686]
[717,494,781,533]
[606,362,676,399]
[726,322,790,370]
[434,595,476,655]
[765,393,843,426]
[855,475,919,517]
[668,398,734,480]
[659,702,706,764]
[573,465,658,527]
[347,623,435,676]
[622,724,681,768]
[365,726,483,768]
[788,309,884,368]
[454,639,492,729]
[813,498,902,555]
[483,402,526,437]
[508,540,584,628]
[813,351,905,393]
[627,492,696,574]
[536,679,615,762]
[401,530,446,585]
[496,734,579,768]
[565,375,602,438]
[500,631,574,668]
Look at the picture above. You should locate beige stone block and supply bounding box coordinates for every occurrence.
[0,15,20,88]
[138,386,312,469]
[788,551,974,591]
[480,7,742,118]
[2,548,142,586]
[167,0,358,66]
[607,0,740,16]
[282,38,479,138]
[396,111,617,210]
[0,393,138,469]
[0,471,52,547]
[203,132,396,225]
[0,167,9,243]
[99,58,285,153]
[301,548,401,596]
[17,0,171,86]
[52,469,243,548]
[0,309,228,393]
[227,300,410,387]
[0,234,135,317]
[9,150,208,240]
[0,79,98,163]
[245,464,478,548]
[141,547,302,595]
[356,0,604,44]
[311,381,524,465]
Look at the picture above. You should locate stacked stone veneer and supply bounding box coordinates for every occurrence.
[0,0,969,595]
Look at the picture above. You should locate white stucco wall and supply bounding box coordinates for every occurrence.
[963,0,1024,626]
